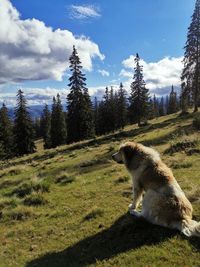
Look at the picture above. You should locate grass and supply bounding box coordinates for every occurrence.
[84,208,104,221]
[165,136,199,154]
[54,172,76,185]
[23,192,47,206]
[115,175,130,184]
[0,111,199,267]
[2,206,34,221]
[10,180,50,198]
[170,162,193,169]
[0,197,18,209]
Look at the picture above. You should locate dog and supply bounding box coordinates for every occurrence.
[112,141,200,237]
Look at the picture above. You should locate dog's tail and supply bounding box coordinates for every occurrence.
[180,219,200,237]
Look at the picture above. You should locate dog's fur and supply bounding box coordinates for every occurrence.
[112,141,200,237]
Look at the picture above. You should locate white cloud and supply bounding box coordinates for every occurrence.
[70,5,101,20]
[98,69,110,77]
[0,83,124,106]
[120,55,183,95]
[0,86,108,107]
[119,69,132,78]
[0,0,104,84]
[0,87,69,106]
[109,78,120,84]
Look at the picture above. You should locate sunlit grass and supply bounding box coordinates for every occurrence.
[0,111,199,267]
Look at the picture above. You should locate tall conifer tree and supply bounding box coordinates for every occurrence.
[50,97,57,147]
[13,90,36,156]
[109,86,117,132]
[0,103,13,158]
[34,118,42,139]
[51,94,67,148]
[129,53,149,126]
[67,46,94,143]
[41,104,51,149]
[165,95,169,114]
[181,0,200,112]
[153,95,159,118]
[148,98,155,120]
[168,85,178,114]
[95,87,114,135]
[117,82,127,129]
[159,97,165,116]
[81,87,95,139]
[94,97,99,135]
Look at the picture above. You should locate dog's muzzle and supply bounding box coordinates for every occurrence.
[112,152,123,164]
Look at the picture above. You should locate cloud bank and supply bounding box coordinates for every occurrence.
[0,86,109,107]
[120,55,183,95]
[0,0,104,84]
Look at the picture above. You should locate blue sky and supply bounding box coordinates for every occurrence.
[0,0,195,106]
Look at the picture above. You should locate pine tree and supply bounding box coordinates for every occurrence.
[102,87,110,133]
[40,104,51,149]
[101,87,117,133]
[34,118,42,139]
[109,86,117,132]
[116,82,127,129]
[0,103,13,158]
[95,100,105,135]
[94,97,99,135]
[148,98,155,120]
[180,86,189,114]
[165,95,169,114]
[81,87,95,139]
[51,94,67,148]
[153,95,159,117]
[95,85,127,135]
[181,0,200,112]
[158,96,165,116]
[67,46,94,143]
[97,87,109,134]
[168,85,178,114]
[13,90,36,156]
[129,53,149,126]
[56,94,67,144]
[50,97,57,147]
[95,87,113,135]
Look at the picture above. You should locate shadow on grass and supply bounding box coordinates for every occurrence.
[26,213,179,267]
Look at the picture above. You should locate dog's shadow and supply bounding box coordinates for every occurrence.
[25,212,200,267]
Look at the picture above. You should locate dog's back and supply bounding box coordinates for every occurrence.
[136,144,193,224]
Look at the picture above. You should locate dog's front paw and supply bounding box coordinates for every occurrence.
[128,203,136,211]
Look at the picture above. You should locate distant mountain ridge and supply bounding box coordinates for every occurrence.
[8,105,44,120]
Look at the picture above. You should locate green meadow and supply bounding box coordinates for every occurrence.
[0,112,200,267]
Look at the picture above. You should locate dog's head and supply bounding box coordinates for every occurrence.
[112,142,143,170]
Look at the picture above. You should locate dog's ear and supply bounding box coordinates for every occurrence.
[122,145,136,168]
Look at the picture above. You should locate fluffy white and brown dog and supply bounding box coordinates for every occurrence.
[112,141,200,237]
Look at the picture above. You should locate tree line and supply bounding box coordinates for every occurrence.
[181,0,200,113]
[0,47,180,159]
[1,1,199,159]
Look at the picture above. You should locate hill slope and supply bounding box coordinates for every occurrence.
[0,112,200,267]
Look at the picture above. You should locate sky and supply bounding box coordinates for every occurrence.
[0,0,195,106]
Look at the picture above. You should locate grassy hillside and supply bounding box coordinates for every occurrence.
[0,112,200,267]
